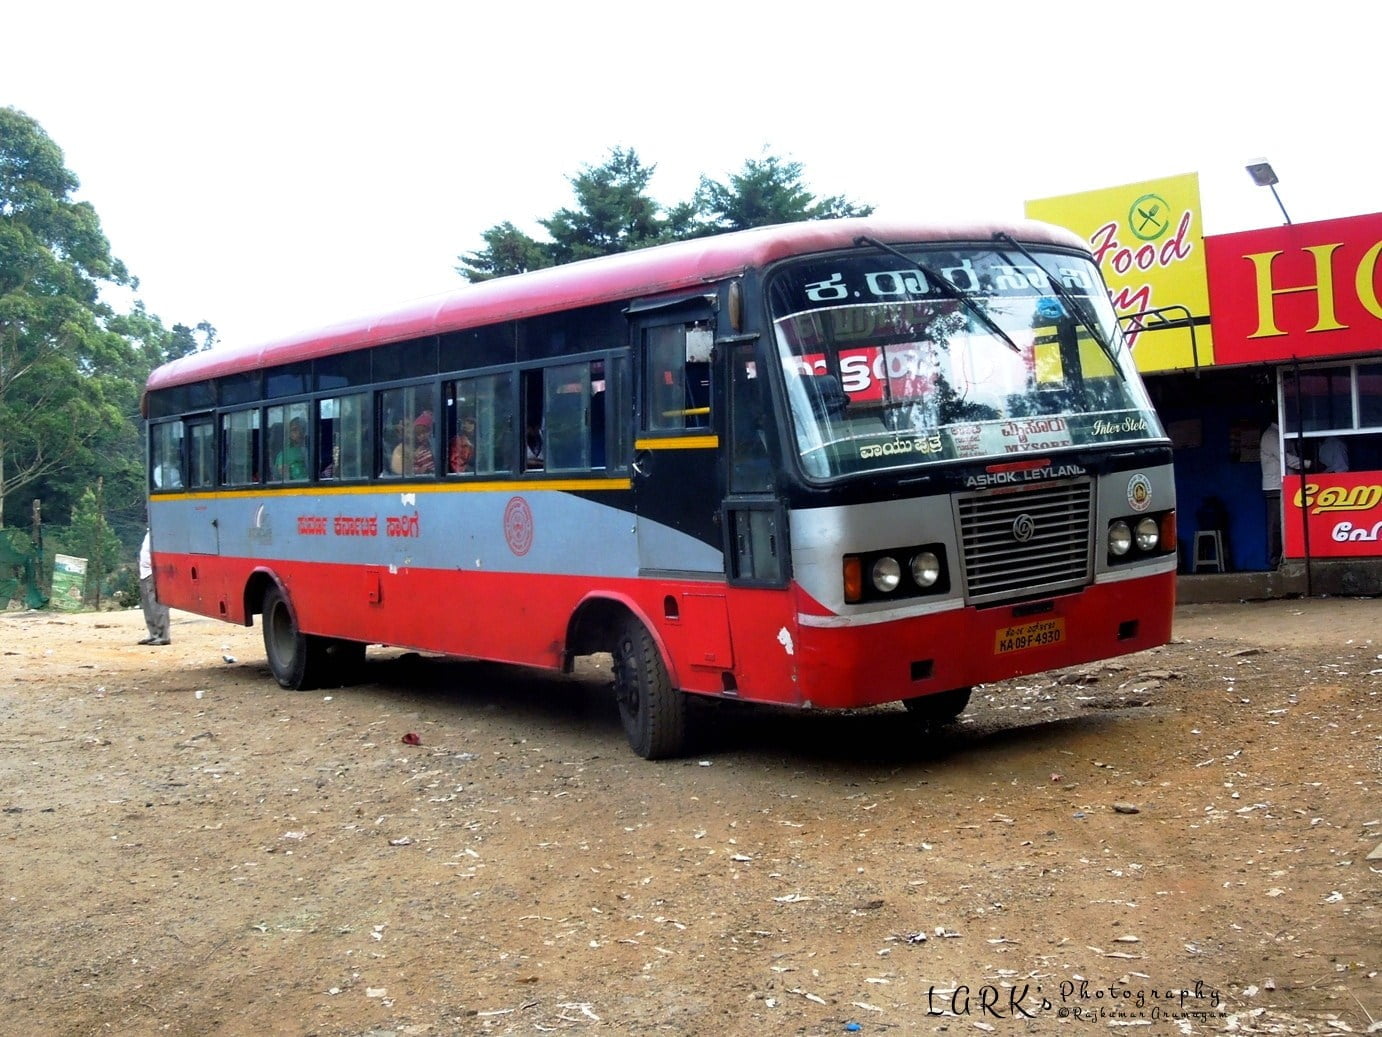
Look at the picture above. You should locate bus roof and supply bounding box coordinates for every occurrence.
[145,217,1087,392]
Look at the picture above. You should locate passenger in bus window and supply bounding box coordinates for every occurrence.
[391,411,436,475]
[153,460,182,489]
[274,417,308,481]
[525,425,545,469]
[449,433,475,473]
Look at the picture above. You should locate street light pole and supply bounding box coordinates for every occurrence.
[1245,159,1292,225]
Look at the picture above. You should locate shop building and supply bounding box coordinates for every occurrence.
[1030,180,1382,596]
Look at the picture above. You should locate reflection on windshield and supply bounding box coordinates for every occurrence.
[768,248,1163,478]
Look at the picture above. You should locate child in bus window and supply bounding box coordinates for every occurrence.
[449,433,475,473]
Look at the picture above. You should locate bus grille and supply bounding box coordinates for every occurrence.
[955,480,1094,605]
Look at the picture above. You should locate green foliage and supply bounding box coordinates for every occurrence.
[695,154,874,232]
[1,107,133,528]
[62,483,120,605]
[456,221,551,282]
[0,106,216,581]
[540,148,666,264]
[457,149,871,282]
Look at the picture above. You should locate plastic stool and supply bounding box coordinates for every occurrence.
[1192,530,1225,573]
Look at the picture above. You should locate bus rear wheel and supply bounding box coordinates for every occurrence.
[902,686,972,725]
[262,585,331,691]
[611,616,686,760]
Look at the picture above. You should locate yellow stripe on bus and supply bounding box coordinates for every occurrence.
[151,477,632,501]
[634,436,719,451]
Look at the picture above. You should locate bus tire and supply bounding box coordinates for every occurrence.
[611,616,685,760]
[262,585,329,691]
[902,686,971,724]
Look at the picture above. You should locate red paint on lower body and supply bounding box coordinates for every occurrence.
[154,553,1173,711]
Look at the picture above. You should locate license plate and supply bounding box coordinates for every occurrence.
[994,617,1066,654]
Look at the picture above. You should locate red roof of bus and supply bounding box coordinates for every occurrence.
[145,217,1086,392]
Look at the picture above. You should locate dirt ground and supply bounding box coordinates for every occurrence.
[1,597,1378,1037]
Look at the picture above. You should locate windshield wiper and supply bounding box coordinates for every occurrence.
[853,235,1022,355]
[992,231,1126,381]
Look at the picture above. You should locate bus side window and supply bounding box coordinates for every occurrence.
[544,361,594,472]
[446,374,514,476]
[150,420,184,490]
[319,393,367,479]
[729,347,774,493]
[645,322,711,432]
[186,419,215,489]
[379,385,435,477]
[220,409,261,485]
[265,402,310,484]
[523,371,545,470]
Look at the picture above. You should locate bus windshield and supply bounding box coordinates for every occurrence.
[768,245,1163,478]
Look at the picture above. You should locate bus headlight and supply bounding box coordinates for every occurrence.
[910,550,941,588]
[1134,517,1160,552]
[1108,520,1132,556]
[871,556,902,593]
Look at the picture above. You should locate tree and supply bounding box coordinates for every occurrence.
[0,107,138,530]
[455,149,874,282]
[695,154,874,233]
[540,148,667,265]
[64,481,120,605]
[456,221,551,283]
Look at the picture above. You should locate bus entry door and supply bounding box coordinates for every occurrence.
[630,313,723,579]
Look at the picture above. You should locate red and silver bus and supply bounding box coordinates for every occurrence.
[144,218,1176,758]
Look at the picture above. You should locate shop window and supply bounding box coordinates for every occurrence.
[1359,363,1382,429]
[1283,365,1352,432]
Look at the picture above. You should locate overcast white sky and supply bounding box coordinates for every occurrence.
[4,1,1374,349]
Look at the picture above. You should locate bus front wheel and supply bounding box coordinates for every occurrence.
[611,616,686,760]
[262,585,330,691]
[902,686,972,724]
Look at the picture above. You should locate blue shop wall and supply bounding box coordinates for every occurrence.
[1146,368,1275,572]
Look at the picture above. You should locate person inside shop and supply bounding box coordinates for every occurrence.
[1260,421,1310,568]
[1318,435,1350,474]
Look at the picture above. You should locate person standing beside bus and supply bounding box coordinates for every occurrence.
[137,529,170,646]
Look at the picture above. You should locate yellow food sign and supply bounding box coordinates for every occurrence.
[1027,173,1213,372]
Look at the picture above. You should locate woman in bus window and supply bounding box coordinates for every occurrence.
[391,411,436,475]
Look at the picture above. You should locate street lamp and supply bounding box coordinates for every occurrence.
[1245,159,1292,225]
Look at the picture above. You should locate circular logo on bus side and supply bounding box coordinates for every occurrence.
[504,496,534,556]
[1127,474,1153,512]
